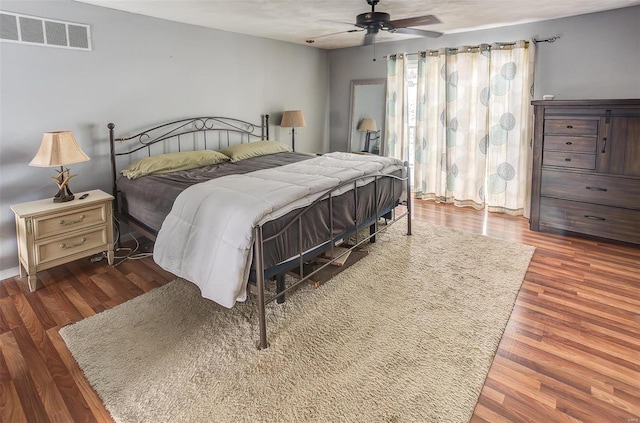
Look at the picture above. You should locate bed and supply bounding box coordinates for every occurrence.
[109,115,411,349]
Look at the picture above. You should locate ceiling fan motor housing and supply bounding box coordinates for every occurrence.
[356,11,391,30]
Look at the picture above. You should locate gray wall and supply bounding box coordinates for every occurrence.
[329,6,640,152]
[0,0,329,278]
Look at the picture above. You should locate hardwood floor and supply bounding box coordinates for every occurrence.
[1,200,638,422]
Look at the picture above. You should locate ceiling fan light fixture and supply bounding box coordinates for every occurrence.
[356,11,390,28]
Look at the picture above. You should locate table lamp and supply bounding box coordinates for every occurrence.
[358,118,377,152]
[280,110,306,152]
[29,131,90,203]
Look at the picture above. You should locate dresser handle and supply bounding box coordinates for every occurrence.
[60,215,85,226]
[586,186,607,192]
[566,125,573,129]
[564,158,572,162]
[60,237,87,249]
[584,215,606,221]
[601,137,607,153]
[565,141,573,145]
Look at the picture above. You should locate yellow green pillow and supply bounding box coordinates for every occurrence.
[121,150,229,179]
[218,140,292,162]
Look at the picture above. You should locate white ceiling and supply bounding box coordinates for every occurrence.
[76,0,640,50]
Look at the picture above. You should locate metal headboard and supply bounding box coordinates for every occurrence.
[108,114,269,226]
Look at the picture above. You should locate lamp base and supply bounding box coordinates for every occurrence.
[361,132,371,153]
[53,186,75,203]
[291,129,296,152]
[52,166,77,203]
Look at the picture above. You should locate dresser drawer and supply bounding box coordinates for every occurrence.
[544,119,598,135]
[36,226,109,265]
[543,135,597,153]
[541,170,640,209]
[539,197,640,244]
[34,204,107,240]
[542,151,596,170]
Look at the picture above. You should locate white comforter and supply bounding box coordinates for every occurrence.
[153,152,404,308]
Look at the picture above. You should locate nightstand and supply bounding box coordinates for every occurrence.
[10,189,114,292]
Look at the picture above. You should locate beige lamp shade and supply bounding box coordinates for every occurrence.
[358,118,377,132]
[281,110,306,128]
[29,131,90,167]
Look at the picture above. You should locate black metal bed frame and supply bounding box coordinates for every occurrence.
[109,115,270,241]
[108,114,411,349]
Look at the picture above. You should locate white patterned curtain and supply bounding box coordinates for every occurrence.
[414,49,446,200]
[413,41,535,216]
[486,41,536,216]
[385,53,407,160]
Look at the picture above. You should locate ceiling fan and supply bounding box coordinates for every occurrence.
[307,0,442,46]
[356,0,442,45]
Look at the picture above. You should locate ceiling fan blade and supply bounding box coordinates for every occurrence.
[319,29,362,38]
[387,15,440,29]
[305,29,363,44]
[363,32,376,46]
[391,27,443,38]
[320,19,359,27]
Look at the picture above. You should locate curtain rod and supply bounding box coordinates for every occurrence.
[383,35,561,59]
[532,35,561,44]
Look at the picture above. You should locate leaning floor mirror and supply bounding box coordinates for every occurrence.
[348,79,386,155]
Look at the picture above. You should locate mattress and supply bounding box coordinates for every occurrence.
[116,152,312,233]
[117,151,403,272]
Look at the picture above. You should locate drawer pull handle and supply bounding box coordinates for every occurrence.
[60,215,85,226]
[564,158,572,162]
[584,215,606,221]
[566,125,573,129]
[601,137,607,153]
[586,186,607,192]
[565,141,573,145]
[60,237,87,249]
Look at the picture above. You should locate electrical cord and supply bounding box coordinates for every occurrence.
[111,217,154,267]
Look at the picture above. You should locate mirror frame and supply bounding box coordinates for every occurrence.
[348,78,386,155]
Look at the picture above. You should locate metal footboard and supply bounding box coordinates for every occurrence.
[253,161,412,349]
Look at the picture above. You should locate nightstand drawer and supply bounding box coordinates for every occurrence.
[36,226,109,265]
[34,204,107,240]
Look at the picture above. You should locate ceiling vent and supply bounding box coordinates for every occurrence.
[0,11,91,51]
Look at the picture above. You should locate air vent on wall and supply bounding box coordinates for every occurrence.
[0,11,91,51]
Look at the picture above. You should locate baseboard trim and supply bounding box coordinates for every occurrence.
[0,266,20,282]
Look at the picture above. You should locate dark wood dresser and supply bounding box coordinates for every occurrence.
[530,99,640,244]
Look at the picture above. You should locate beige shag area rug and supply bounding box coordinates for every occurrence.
[60,219,534,423]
